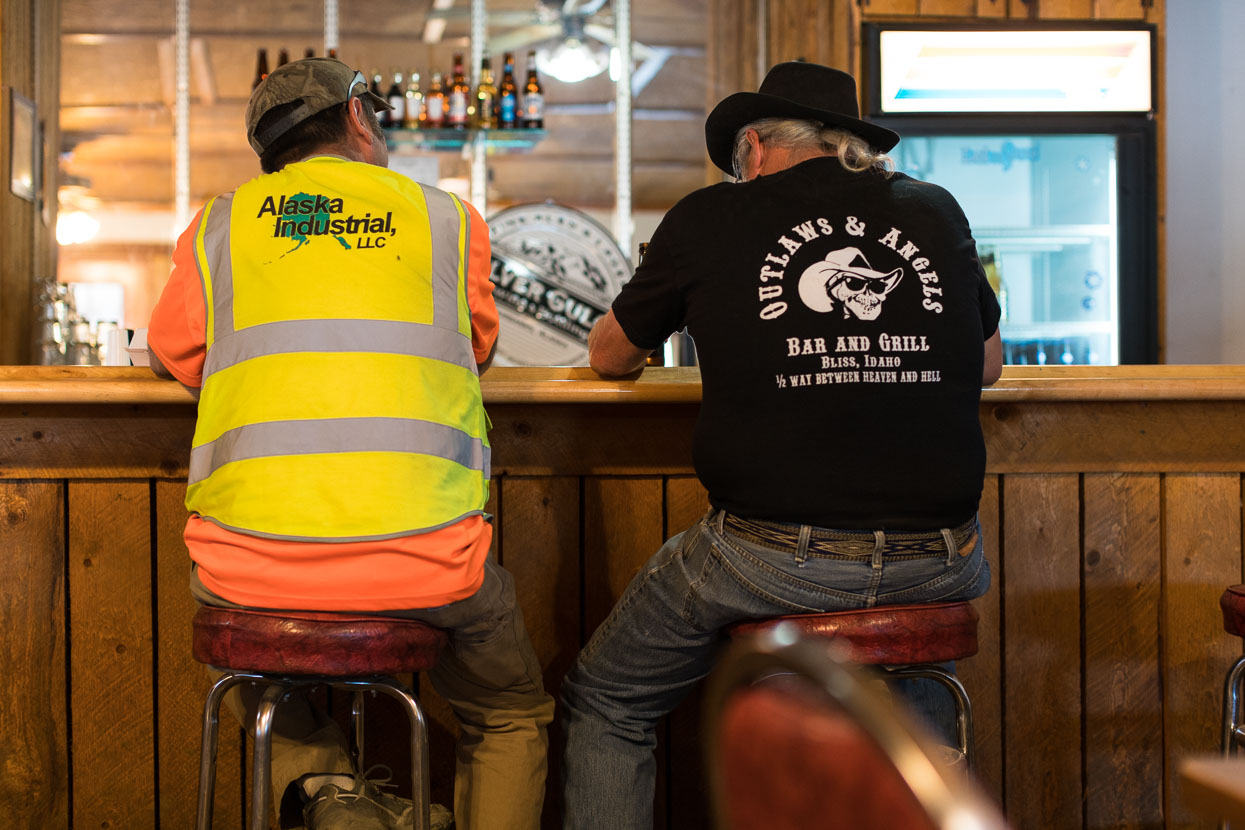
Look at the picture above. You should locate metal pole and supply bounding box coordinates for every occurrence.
[470,0,487,212]
[324,0,339,56]
[756,0,768,87]
[613,0,632,256]
[173,0,190,234]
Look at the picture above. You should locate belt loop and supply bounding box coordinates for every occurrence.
[941,527,956,565]
[871,530,885,570]
[794,524,812,567]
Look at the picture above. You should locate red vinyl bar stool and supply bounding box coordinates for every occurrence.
[191,605,447,830]
[1220,585,1245,755]
[730,602,980,767]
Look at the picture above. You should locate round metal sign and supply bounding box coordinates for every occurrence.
[488,202,631,366]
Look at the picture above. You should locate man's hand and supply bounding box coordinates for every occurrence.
[148,348,174,380]
[983,329,1003,387]
[148,347,200,399]
[587,310,652,377]
[478,340,497,375]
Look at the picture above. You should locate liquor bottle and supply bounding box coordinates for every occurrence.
[425,73,447,128]
[277,48,290,67]
[447,53,471,129]
[403,72,424,130]
[304,47,315,59]
[522,50,544,129]
[475,56,498,129]
[498,52,519,129]
[386,70,406,128]
[327,47,338,59]
[370,70,388,127]
[252,48,270,90]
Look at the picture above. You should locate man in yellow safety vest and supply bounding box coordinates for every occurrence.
[148,57,552,830]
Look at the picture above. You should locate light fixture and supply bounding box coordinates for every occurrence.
[56,210,100,246]
[536,36,609,83]
[535,13,608,83]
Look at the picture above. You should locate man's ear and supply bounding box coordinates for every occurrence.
[346,97,372,139]
[745,129,763,179]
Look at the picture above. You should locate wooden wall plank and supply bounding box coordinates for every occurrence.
[983,401,1245,473]
[489,404,696,477]
[920,0,983,15]
[769,0,846,66]
[0,0,45,364]
[500,476,582,830]
[68,481,154,830]
[0,406,195,478]
[0,481,68,828]
[155,480,242,829]
[1095,0,1148,19]
[1002,474,1082,828]
[976,0,1010,17]
[1083,473,1163,827]
[958,474,1003,805]
[1163,474,1243,829]
[1035,0,1095,17]
[664,477,712,830]
[706,0,757,185]
[582,476,667,828]
[583,477,667,634]
[864,0,921,14]
[19,397,1245,479]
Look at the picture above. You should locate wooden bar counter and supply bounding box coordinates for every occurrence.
[3,364,1244,830]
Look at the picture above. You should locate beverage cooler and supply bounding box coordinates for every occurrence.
[863,23,1158,365]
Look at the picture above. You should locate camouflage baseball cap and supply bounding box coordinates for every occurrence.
[245,57,392,155]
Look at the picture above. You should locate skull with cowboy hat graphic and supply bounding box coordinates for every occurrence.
[797,246,904,320]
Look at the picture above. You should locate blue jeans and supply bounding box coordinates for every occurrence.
[560,508,990,830]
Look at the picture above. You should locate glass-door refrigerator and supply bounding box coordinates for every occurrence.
[863,23,1158,365]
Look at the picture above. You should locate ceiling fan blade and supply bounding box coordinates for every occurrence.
[427,8,541,25]
[583,24,654,60]
[488,24,560,54]
[570,0,610,14]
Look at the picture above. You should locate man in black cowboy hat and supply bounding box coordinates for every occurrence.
[560,61,1003,828]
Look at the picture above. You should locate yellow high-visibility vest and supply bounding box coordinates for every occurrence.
[184,156,489,541]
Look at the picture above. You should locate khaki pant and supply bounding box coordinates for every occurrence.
[198,558,555,830]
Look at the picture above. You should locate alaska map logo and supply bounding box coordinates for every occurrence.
[257,193,396,253]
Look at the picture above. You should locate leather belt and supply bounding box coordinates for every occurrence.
[720,513,978,559]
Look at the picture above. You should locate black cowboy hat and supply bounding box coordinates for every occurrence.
[704,61,901,175]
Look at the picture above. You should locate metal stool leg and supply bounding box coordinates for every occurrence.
[351,690,366,770]
[1223,656,1245,755]
[886,665,975,769]
[249,683,288,830]
[197,672,256,830]
[363,677,433,830]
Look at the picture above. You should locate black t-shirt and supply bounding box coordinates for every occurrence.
[613,156,1001,531]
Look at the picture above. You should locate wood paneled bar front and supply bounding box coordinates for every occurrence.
[2,364,1243,829]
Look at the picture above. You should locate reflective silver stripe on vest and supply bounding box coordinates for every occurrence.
[188,417,490,485]
[202,318,476,377]
[422,187,465,330]
[461,198,473,314]
[200,192,236,342]
[188,209,210,342]
[199,509,486,544]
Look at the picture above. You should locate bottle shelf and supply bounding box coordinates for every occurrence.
[385,127,547,154]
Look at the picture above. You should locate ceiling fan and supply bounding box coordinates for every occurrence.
[426,0,669,86]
